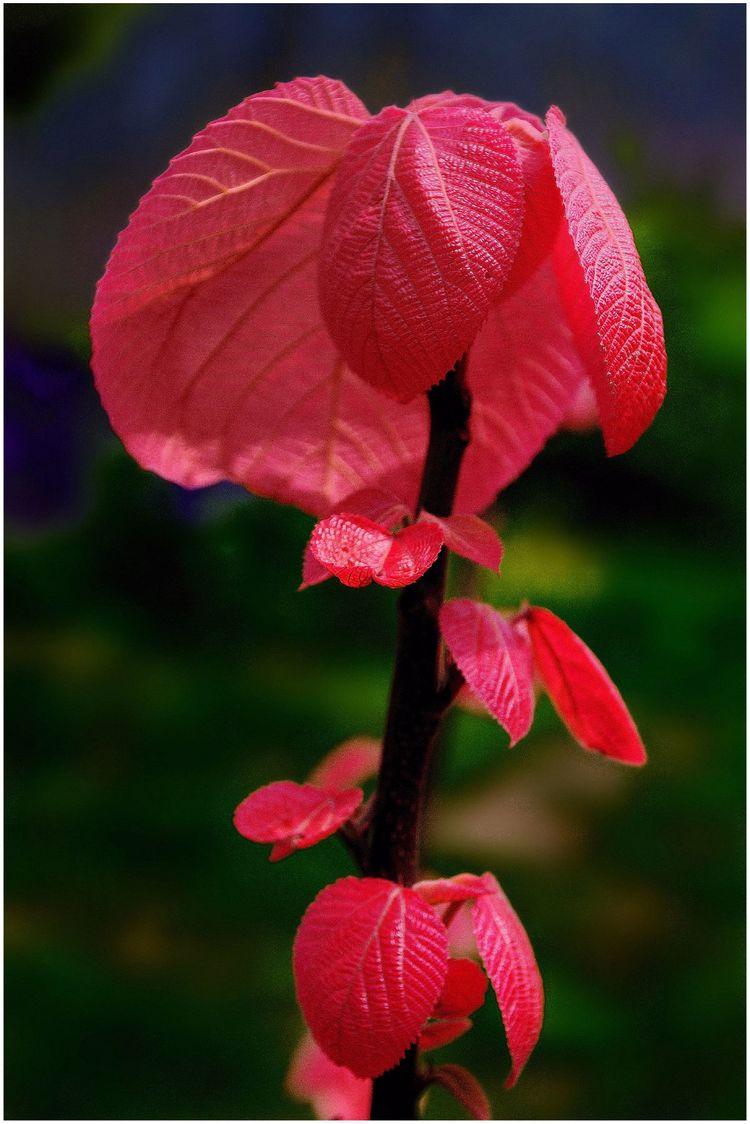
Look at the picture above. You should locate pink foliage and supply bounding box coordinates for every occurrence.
[413,873,492,905]
[419,513,503,572]
[439,599,535,745]
[233,780,362,862]
[308,736,381,791]
[287,1032,372,1120]
[471,873,544,1089]
[432,958,488,1019]
[307,513,444,588]
[428,1063,492,1120]
[293,876,448,1077]
[524,606,647,764]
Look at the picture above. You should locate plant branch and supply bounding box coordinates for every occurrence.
[364,358,471,1119]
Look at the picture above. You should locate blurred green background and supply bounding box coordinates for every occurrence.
[5,4,745,1120]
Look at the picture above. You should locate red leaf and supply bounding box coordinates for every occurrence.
[419,1016,473,1052]
[233,781,362,861]
[413,873,491,906]
[524,606,646,764]
[300,542,333,591]
[308,737,381,791]
[439,599,535,745]
[421,513,503,572]
[293,876,448,1077]
[327,488,411,528]
[433,958,488,1019]
[308,514,443,589]
[455,261,588,514]
[287,1032,372,1120]
[91,77,428,517]
[546,107,667,455]
[428,1064,492,1120]
[319,104,524,402]
[378,521,444,588]
[472,873,544,1089]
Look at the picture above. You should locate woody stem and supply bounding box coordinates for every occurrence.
[364,358,471,1120]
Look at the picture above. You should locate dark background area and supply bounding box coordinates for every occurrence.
[5,4,745,1119]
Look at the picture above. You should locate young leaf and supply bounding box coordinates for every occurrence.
[287,1032,372,1121]
[91,76,428,517]
[300,542,333,591]
[420,513,503,572]
[308,737,381,791]
[472,873,544,1089]
[546,106,667,455]
[419,1016,473,1052]
[413,873,491,906]
[524,606,647,764]
[433,958,488,1019]
[233,781,363,862]
[308,514,443,589]
[293,876,448,1078]
[439,600,535,745]
[427,1063,492,1120]
[455,261,588,515]
[319,103,524,402]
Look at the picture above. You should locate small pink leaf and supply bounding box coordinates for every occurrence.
[546,106,667,455]
[421,513,502,571]
[377,521,444,588]
[308,737,381,791]
[308,513,393,588]
[472,873,544,1089]
[328,488,411,528]
[439,599,535,745]
[287,1032,372,1120]
[428,1064,492,1120]
[293,876,448,1078]
[299,542,333,591]
[233,781,362,861]
[524,606,647,765]
[319,104,524,401]
[413,873,491,906]
[433,958,488,1019]
[419,1016,473,1052]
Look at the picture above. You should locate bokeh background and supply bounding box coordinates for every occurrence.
[5,3,745,1119]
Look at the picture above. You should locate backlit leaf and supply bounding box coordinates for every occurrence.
[308,513,443,589]
[472,873,544,1089]
[421,513,503,571]
[308,737,381,791]
[287,1032,371,1121]
[524,606,647,764]
[293,876,448,1077]
[233,780,362,861]
[319,103,524,401]
[439,600,535,745]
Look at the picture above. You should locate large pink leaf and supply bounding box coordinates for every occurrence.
[420,513,503,572]
[429,1064,492,1120]
[439,600,535,745]
[293,876,448,1078]
[287,1032,372,1120]
[455,261,588,514]
[308,513,443,588]
[472,873,544,1089]
[524,606,646,764]
[308,736,381,791]
[233,780,362,862]
[546,107,667,455]
[91,76,427,516]
[319,103,525,402]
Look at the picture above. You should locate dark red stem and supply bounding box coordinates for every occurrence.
[364,359,471,1119]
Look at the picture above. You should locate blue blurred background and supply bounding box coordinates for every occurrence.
[5,4,745,1119]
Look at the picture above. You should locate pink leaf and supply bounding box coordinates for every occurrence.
[308,736,381,791]
[328,488,411,528]
[287,1032,372,1120]
[439,600,535,745]
[233,781,362,861]
[91,77,428,516]
[472,873,544,1089]
[293,876,448,1078]
[413,873,491,906]
[433,958,488,1019]
[421,513,502,571]
[546,106,667,455]
[455,261,588,514]
[319,104,524,402]
[378,521,444,588]
[419,1016,473,1052]
[308,514,443,589]
[524,606,646,765]
[300,542,333,591]
[428,1063,492,1120]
